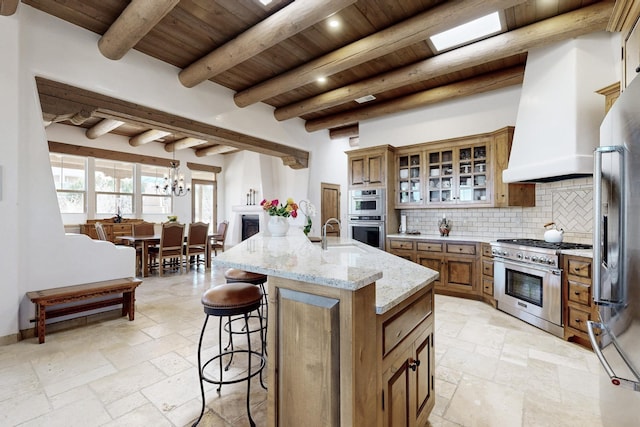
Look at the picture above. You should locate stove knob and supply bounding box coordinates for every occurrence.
[548,259,555,266]
[517,253,523,260]
[538,257,546,264]
[492,249,498,256]
[502,250,509,256]
[531,256,538,262]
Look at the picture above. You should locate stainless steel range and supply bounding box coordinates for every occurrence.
[491,239,592,338]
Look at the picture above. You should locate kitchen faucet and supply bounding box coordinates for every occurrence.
[321,218,340,250]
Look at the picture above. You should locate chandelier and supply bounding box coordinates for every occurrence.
[157,160,190,197]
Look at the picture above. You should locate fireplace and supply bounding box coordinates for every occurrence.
[242,215,260,241]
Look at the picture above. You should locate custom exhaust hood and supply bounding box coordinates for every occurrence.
[503,32,619,183]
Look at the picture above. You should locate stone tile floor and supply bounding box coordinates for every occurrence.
[0,266,603,426]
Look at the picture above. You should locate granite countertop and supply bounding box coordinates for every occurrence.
[387,233,497,244]
[213,230,438,314]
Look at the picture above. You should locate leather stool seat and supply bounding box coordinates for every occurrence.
[201,282,262,316]
[224,268,267,285]
[192,282,266,427]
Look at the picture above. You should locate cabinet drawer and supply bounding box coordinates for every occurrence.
[568,280,591,306]
[482,277,494,296]
[482,260,493,276]
[567,258,592,279]
[382,290,433,356]
[567,306,593,333]
[481,243,492,257]
[112,224,132,233]
[416,242,442,253]
[390,240,415,251]
[446,243,476,255]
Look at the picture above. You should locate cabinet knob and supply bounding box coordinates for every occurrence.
[408,358,421,372]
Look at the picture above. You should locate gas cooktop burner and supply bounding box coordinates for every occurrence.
[496,239,592,250]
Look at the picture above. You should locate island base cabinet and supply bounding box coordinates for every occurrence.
[267,276,377,427]
[378,286,435,427]
[381,324,434,427]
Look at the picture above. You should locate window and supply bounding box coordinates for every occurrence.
[95,159,134,215]
[140,164,172,214]
[50,153,86,213]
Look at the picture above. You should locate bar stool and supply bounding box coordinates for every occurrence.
[192,283,266,427]
[224,269,268,352]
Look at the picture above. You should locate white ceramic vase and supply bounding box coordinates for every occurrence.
[268,215,290,237]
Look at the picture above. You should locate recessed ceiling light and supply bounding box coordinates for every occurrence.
[328,19,340,28]
[429,11,503,52]
[317,77,327,84]
[259,0,272,5]
[355,94,376,104]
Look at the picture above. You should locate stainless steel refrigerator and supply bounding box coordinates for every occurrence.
[591,75,640,426]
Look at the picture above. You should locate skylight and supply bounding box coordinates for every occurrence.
[429,11,503,52]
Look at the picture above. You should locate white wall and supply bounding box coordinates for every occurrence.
[0,5,328,339]
[0,13,21,341]
[359,86,522,148]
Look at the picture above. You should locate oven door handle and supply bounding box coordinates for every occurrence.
[496,258,561,275]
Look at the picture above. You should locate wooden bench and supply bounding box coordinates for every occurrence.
[26,277,142,344]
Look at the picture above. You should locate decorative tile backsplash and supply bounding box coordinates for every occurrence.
[400,177,593,244]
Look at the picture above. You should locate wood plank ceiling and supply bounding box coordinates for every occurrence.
[13,0,614,168]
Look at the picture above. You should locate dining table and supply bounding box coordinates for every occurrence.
[118,233,215,277]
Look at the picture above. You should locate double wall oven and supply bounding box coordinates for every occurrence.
[348,189,385,250]
[491,239,592,338]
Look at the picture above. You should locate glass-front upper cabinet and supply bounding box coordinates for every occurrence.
[426,142,491,206]
[427,150,454,204]
[397,151,422,206]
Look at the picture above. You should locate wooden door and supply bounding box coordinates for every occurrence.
[321,183,340,237]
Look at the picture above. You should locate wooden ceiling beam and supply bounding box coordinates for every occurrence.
[85,118,125,139]
[178,0,356,88]
[195,145,238,157]
[129,129,172,147]
[98,0,180,60]
[329,124,359,140]
[0,0,19,16]
[36,77,309,169]
[164,137,207,152]
[307,66,525,132]
[234,0,526,107]
[275,1,614,121]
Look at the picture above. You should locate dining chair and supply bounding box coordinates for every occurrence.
[149,222,185,276]
[184,222,209,270]
[94,222,108,241]
[132,221,156,274]
[211,221,229,257]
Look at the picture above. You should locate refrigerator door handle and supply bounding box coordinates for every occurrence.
[593,145,625,305]
[587,320,640,391]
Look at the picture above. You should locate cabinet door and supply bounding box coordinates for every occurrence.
[367,153,385,186]
[417,254,443,287]
[413,324,434,427]
[350,156,366,186]
[426,149,454,204]
[397,152,422,206]
[445,256,476,291]
[382,351,411,427]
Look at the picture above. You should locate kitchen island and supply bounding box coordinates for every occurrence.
[213,230,438,427]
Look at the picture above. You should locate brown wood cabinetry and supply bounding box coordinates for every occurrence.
[480,243,496,308]
[348,145,394,189]
[388,237,481,299]
[562,255,599,348]
[393,127,534,209]
[80,218,145,243]
[378,286,434,427]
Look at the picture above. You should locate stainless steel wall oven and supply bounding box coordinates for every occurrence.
[348,216,385,250]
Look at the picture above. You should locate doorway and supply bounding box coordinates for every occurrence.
[321,183,341,237]
[192,179,216,233]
